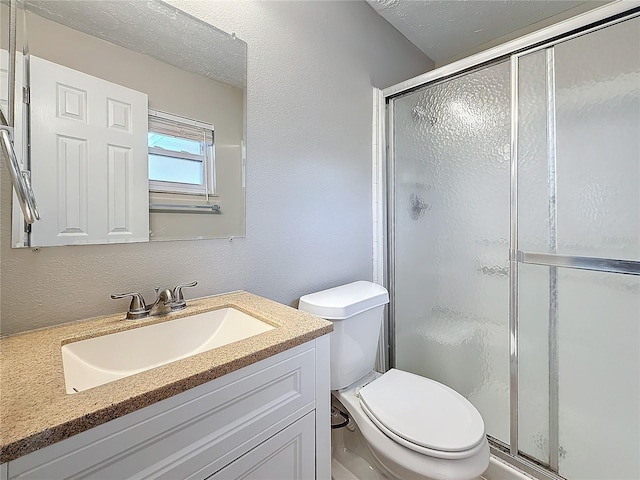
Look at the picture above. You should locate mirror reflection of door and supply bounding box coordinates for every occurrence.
[30,56,149,246]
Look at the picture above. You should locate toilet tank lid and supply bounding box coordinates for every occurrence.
[298,281,389,319]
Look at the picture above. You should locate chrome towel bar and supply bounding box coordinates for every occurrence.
[0,125,40,224]
[149,203,221,214]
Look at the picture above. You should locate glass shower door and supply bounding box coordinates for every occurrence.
[389,13,639,479]
[517,16,640,479]
[391,61,512,444]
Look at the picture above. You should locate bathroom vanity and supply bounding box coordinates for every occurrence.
[0,292,332,479]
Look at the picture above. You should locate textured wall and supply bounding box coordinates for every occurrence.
[0,0,433,335]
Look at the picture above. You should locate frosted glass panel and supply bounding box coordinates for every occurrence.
[392,61,511,444]
[517,49,554,255]
[519,17,640,260]
[557,269,639,479]
[517,264,550,465]
[520,265,640,479]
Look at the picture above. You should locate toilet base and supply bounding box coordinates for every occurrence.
[331,399,389,480]
[332,373,490,480]
[331,400,486,480]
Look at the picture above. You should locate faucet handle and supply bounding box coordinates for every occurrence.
[110,292,149,320]
[172,281,198,310]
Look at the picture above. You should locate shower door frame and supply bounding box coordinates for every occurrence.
[381,2,640,479]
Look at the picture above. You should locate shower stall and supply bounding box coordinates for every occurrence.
[383,5,639,480]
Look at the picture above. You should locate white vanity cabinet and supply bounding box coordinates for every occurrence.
[2,337,330,480]
[208,413,316,480]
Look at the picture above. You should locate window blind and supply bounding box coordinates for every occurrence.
[148,114,213,144]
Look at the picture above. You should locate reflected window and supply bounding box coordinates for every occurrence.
[148,110,214,195]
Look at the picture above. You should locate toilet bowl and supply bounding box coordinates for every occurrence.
[334,371,489,480]
[299,281,490,480]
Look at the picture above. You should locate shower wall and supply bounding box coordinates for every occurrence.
[390,14,639,480]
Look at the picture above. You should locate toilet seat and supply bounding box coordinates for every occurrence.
[358,369,486,458]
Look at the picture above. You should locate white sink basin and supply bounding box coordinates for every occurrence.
[62,308,275,394]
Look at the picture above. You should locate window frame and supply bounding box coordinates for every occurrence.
[147,109,216,196]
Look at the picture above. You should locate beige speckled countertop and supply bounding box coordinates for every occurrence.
[0,291,332,464]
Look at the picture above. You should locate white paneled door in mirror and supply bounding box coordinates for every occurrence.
[391,60,511,445]
[30,56,149,246]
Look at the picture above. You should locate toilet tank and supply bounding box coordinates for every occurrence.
[299,281,389,390]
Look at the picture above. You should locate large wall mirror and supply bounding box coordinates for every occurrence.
[6,0,246,247]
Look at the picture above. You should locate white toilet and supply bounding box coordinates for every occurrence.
[299,281,490,480]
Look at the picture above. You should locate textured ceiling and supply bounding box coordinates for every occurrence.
[24,0,247,89]
[23,1,607,88]
[367,0,605,64]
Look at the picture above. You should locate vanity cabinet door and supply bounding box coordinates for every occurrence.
[207,412,315,480]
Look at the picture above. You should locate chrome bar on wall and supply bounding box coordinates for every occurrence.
[545,46,560,473]
[518,251,640,276]
[2,0,40,226]
[508,53,520,457]
[149,203,221,214]
[0,125,40,224]
[7,0,16,127]
[386,97,397,369]
[374,88,389,373]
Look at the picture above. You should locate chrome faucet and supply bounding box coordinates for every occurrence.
[148,288,175,316]
[111,281,198,320]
